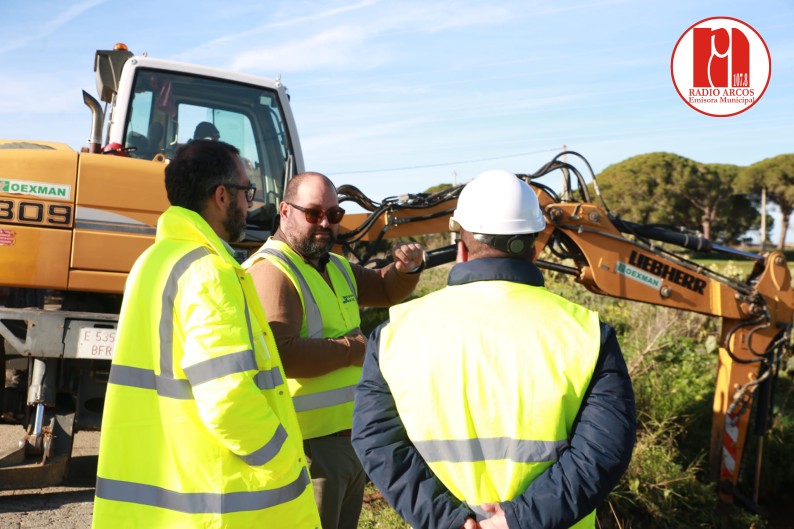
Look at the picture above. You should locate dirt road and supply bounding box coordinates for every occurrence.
[0,427,97,528]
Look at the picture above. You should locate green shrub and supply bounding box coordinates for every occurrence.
[553,292,766,529]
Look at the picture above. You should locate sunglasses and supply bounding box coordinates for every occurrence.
[225,183,257,202]
[287,203,345,224]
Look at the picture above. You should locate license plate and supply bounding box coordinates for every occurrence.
[76,327,117,359]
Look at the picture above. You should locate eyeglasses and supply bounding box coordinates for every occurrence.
[225,183,257,202]
[287,203,345,224]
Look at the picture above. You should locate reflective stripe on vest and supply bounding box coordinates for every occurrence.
[255,247,324,338]
[108,246,288,468]
[159,247,210,377]
[109,363,284,398]
[251,248,357,340]
[413,437,569,463]
[96,467,311,514]
[329,254,356,297]
[292,383,357,412]
[380,279,600,528]
[252,246,356,416]
[94,207,318,528]
[110,247,284,399]
[247,242,361,438]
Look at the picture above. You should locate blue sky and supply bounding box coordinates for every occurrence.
[1,1,792,237]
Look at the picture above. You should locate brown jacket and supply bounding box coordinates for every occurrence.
[247,233,420,378]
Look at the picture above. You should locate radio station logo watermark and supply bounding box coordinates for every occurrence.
[671,17,771,117]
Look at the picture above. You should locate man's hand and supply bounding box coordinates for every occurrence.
[478,504,508,529]
[345,328,367,366]
[462,517,479,529]
[392,242,425,273]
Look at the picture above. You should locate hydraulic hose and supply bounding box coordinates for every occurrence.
[614,219,713,252]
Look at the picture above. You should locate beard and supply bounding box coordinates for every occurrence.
[223,198,247,243]
[291,226,336,260]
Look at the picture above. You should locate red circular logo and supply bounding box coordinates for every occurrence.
[671,17,771,117]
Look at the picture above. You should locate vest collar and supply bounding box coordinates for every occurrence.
[157,206,239,268]
[447,257,545,288]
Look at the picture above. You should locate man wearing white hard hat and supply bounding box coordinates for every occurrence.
[352,170,636,529]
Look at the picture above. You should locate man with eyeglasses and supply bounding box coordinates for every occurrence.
[94,140,320,528]
[243,171,425,529]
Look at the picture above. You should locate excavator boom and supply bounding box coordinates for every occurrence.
[335,151,794,512]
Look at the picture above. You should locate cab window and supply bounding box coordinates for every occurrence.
[125,69,293,230]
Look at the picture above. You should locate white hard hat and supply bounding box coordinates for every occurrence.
[450,170,546,235]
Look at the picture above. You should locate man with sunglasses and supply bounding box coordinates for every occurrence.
[243,171,425,529]
[94,141,320,528]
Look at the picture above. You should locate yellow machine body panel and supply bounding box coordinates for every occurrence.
[0,145,167,294]
[0,143,79,289]
[71,153,168,293]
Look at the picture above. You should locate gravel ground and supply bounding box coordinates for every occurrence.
[0,425,791,529]
[0,427,97,528]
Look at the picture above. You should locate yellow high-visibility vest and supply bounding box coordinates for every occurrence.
[93,207,319,529]
[243,238,361,439]
[379,279,601,528]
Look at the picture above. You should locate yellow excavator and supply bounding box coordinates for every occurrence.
[0,43,304,487]
[0,45,789,519]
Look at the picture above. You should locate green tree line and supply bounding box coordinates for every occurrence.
[595,152,794,249]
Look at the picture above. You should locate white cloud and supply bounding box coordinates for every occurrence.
[267,0,381,28]
[231,26,376,72]
[175,0,380,63]
[376,1,513,35]
[183,1,524,73]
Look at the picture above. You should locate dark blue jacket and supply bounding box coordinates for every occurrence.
[352,257,636,529]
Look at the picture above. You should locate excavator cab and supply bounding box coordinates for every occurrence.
[118,64,294,235]
[90,44,304,235]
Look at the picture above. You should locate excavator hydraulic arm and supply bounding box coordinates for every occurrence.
[335,152,794,512]
[532,191,794,508]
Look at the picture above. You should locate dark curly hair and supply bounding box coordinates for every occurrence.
[165,140,241,212]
